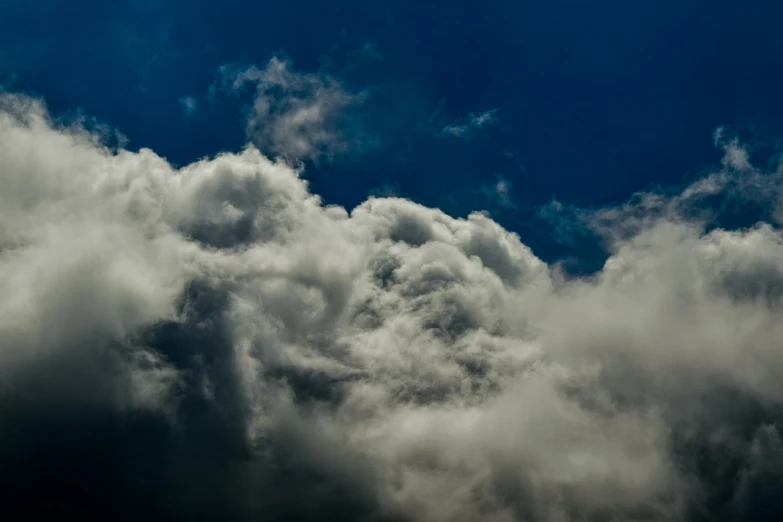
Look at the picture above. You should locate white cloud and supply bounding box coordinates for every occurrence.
[3,93,783,520]
[441,108,499,139]
[217,56,366,163]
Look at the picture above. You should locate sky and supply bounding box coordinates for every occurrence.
[3,1,783,521]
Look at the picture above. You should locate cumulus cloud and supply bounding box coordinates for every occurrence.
[216,56,366,163]
[440,108,499,139]
[3,93,783,521]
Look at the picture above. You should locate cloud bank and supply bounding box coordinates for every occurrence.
[3,93,783,521]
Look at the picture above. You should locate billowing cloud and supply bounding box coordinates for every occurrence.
[3,93,783,521]
[217,56,366,163]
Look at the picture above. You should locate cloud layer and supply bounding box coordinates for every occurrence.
[3,93,783,521]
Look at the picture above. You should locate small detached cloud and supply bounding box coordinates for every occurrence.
[486,176,514,208]
[215,56,367,163]
[440,108,499,139]
[178,95,198,116]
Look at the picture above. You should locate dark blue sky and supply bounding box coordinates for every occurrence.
[3,0,783,263]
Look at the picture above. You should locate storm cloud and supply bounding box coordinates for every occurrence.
[3,93,783,521]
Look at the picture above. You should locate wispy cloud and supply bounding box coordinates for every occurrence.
[488,176,514,207]
[178,96,198,116]
[440,108,499,139]
[540,133,783,251]
[215,56,367,163]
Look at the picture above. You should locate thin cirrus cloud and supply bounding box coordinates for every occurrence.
[4,85,783,522]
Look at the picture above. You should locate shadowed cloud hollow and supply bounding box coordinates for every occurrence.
[3,93,783,521]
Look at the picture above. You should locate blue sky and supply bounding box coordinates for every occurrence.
[3,0,783,266]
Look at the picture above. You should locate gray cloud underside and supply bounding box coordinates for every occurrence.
[3,93,783,521]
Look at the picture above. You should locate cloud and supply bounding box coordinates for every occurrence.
[483,176,515,209]
[540,134,783,253]
[4,93,783,521]
[179,96,198,116]
[440,108,499,139]
[216,56,366,163]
